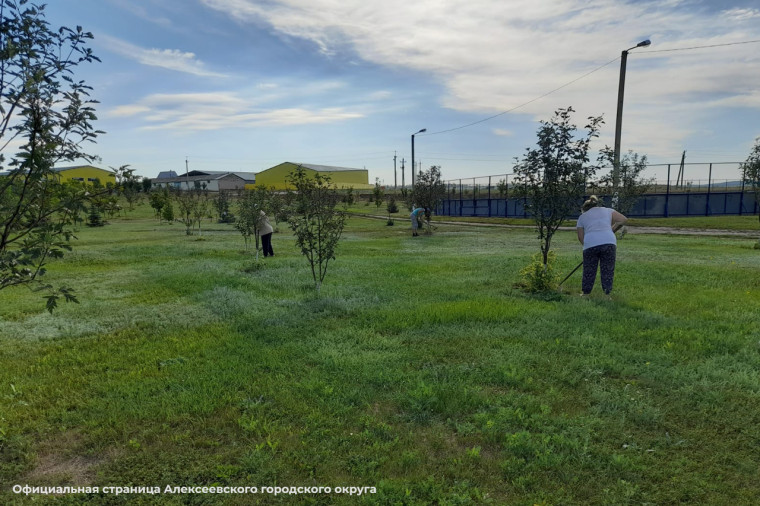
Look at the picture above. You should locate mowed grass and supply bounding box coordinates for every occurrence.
[1,206,760,505]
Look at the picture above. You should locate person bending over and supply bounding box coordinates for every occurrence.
[576,195,627,297]
[410,206,426,237]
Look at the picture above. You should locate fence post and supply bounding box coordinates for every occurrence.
[459,179,463,217]
[505,174,509,218]
[472,177,476,217]
[665,164,671,217]
[488,176,492,217]
[739,166,745,215]
[705,163,712,216]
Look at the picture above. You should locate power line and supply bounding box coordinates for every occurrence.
[423,56,620,136]
[421,38,760,137]
[640,39,760,53]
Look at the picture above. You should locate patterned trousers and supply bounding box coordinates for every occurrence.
[582,244,617,294]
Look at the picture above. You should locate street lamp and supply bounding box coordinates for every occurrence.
[613,39,650,188]
[411,128,426,187]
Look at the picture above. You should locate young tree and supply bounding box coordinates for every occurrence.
[742,138,760,248]
[214,190,234,223]
[597,149,653,218]
[513,107,603,269]
[161,198,175,223]
[191,189,210,236]
[57,181,88,229]
[411,165,446,234]
[174,190,196,235]
[86,202,104,227]
[373,178,384,212]
[497,178,509,198]
[149,189,168,221]
[268,190,288,232]
[341,187,355,206]
[113,164,141,211]
[287,166,347,294]
[0,2,102,311]
[386,196,398,225]
[400,187,413,211]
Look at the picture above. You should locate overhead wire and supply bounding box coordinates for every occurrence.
[422,56,620,136]
[420,38,760,138]
[639,39,760,53]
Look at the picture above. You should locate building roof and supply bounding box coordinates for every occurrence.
[185,170,256,181]
[151,173,246,183]
[52,165,114,174]
[229,172,257,181]
[294,163,367,173]
[1,166,116,177]
[156,170,178,179]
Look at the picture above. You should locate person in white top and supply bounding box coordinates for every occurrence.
[258,210,275,257]
[576,195,627,296]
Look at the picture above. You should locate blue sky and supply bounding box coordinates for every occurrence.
[43,0,760,184]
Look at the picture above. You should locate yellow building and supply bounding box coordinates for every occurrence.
[251,162,372,190]
[52,165,116,186]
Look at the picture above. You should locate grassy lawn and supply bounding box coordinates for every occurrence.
[1,205,760,504]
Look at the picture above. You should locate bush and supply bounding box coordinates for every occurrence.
[86,205,104,227]
[161,201,175,223]
[518,251,559,293]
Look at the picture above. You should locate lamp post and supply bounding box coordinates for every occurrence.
[411,128,426,187]
[613,39,650,188]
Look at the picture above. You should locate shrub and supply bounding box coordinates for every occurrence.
[161,200,175,223]
[518,251,559,293]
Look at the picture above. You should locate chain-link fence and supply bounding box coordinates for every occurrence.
[437,162,758,218]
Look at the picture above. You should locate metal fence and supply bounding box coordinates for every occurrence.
[437,191,758,219]
[436,162,758,218]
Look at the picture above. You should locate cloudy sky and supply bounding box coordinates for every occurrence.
[44,0,760,183]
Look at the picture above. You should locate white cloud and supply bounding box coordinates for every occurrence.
[492,128,513,137]
[109,105,152,117]
[199,0,760,156]
[108,91,363,131]
[99,35,227,77]
[368,90,392,101]
[109,0,174,27]
[722,8,760,21]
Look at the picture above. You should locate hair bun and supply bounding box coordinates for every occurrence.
[581,195,600,212]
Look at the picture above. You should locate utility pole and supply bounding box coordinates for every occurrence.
[411,128,426,187]
[185,157,189,190]
[401,158,406,188]
[393,151,397,189]
[676,150,686,188]
[613,39,651,188]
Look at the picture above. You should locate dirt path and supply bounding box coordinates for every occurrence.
[357,213,759,238]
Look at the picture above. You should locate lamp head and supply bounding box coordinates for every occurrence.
[636,39,651,48]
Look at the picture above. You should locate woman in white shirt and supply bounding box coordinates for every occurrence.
[258,210,275,257]
[576,195,627,296]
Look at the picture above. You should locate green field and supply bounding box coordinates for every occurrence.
[1,207,760,504]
